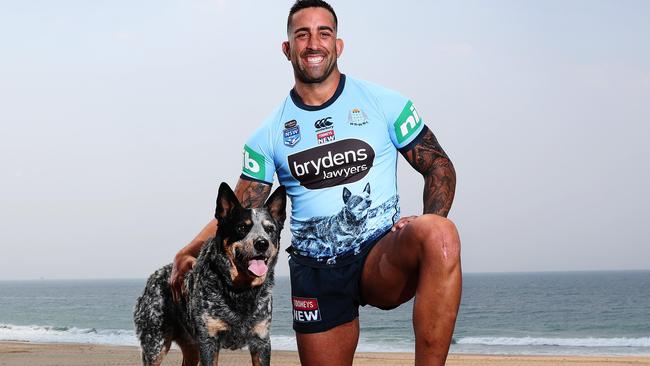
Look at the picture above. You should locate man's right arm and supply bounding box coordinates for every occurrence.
[169,178,272,302]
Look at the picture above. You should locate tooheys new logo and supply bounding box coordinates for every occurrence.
[288,139,375,189]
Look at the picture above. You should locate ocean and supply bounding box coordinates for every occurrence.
[1,271,649,356]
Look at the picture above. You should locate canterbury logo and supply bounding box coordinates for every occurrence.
[314,117,333,129]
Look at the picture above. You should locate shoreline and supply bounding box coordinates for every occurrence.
[2,341,650,365]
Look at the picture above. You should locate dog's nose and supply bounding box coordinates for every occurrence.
[254,238,269,252]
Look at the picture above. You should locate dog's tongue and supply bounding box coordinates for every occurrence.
[247,259,268,277]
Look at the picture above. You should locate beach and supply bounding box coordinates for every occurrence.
[2,274,649,360]
[1,342,650,366]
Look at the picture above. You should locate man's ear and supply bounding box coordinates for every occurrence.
[215,182,241,222]
[264,185,287,228]
[282,41,291,61]
[335,38,344,58]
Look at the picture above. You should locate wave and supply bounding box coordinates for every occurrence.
[0,323,408,352]
[3,323,649,354]
[456,336,650,348]
[0,324,138,346]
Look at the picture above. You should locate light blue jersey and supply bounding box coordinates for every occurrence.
[241,75,426,264]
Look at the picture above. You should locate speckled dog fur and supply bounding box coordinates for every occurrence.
[134,182,286,366]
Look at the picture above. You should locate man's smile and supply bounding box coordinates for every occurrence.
[306,55,324,64]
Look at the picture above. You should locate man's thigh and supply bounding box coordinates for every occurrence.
[295,319,359,366]
[361,215,443,308]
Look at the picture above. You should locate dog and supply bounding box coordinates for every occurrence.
[292,183,371,259]
[133,182,286,366]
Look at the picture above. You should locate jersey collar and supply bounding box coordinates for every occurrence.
[290,74,346,111]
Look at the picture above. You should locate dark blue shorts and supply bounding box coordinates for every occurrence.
[287,231,389,334]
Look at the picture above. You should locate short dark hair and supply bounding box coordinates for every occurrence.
[287,0,338,32]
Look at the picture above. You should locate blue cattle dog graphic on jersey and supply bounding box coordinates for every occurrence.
[293,183,372,260]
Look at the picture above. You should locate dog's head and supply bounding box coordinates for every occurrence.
[214,182,286,287]
[342,183,371,222]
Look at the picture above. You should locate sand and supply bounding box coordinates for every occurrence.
[1,342,649,366]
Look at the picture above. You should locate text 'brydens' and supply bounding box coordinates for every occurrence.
[288,139,375,189]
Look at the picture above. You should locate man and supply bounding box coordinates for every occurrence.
[171,1,461,365]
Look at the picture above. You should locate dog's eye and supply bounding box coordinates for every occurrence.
[236,224,249,233]
[263,224,275,234]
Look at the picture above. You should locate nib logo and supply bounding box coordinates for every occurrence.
[242,145,265,181]
[394,101,422,144]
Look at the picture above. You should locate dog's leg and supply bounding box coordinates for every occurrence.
[248,337,271,366]
[198,339,219,366]
[177,339,199,366]
[140,334,171,366]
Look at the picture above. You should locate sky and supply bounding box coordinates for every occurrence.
[1,0,649,279]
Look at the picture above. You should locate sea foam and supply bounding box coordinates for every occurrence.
[456,336,650,348]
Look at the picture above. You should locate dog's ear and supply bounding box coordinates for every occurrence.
[215,182,241,221]
[364,182,370,195]
[343,187,351,203]
[264,185,287,228]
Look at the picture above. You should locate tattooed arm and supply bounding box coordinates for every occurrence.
[401,127,456,217]
[170,178,271,301]
[233,178,273,208]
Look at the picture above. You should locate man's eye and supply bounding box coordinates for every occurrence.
[320,32,331,38]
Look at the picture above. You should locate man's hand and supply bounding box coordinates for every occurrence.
[391,215,418,232]
[170,252,196,302]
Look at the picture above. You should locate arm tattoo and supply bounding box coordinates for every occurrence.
[402,128,456,217]
[234,179,272,208]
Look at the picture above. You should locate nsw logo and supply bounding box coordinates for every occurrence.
[283,120,301,147]
[292,297,321,322]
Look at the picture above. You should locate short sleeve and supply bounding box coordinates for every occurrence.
[374,87,426,150]
[241,124,276,185]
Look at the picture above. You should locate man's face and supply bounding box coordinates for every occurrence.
[283,7,343,84]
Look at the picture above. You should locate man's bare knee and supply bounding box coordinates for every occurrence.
[411,215,460,266]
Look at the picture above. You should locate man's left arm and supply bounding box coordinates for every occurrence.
[401,126,456,217]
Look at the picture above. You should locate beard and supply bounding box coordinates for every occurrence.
[291,52,338,84]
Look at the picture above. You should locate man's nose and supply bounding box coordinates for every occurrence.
[307,34,319,51]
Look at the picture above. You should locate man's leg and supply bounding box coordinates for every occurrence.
[295,319,359,366]
[361,214,461,366]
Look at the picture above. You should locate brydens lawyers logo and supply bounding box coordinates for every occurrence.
[288,138,375,190]
[292,297,321,322]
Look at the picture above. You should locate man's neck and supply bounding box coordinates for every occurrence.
[293,70,342,107]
